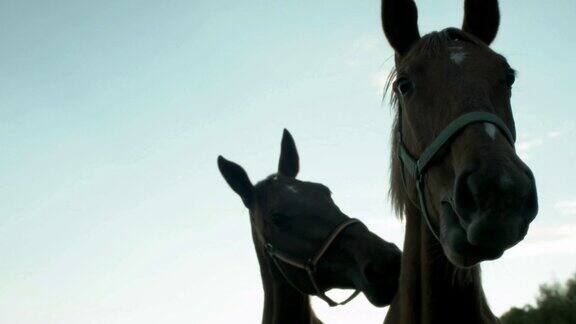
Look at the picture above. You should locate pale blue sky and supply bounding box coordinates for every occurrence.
[1,1,575,323]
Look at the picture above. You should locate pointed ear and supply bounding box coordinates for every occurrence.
[217,156,254,207]
[462,0,500,45]
[381,0,421,56]
[278,129,299,178]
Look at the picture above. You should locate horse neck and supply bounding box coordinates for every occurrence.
[386,204,499,324]
[251,228,322,324]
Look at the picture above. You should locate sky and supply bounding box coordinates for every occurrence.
[1,0,575,323]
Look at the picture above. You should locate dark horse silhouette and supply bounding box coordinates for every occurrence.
[218,130,402,324]
[380,0,538,323]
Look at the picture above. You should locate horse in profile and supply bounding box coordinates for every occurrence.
[380,0,538,323]
[218,129,402,324]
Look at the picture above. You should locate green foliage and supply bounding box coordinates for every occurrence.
[501,273,576,324]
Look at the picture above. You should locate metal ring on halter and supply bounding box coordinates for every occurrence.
[251,216,365,307]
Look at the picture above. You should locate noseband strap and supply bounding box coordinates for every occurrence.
[397,110,516,241]
[253,217,364,307]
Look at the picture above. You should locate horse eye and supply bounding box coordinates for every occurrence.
[506,71,516,87]
[395,77,414,96]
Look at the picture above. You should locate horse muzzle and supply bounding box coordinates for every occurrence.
[440,163,538,266]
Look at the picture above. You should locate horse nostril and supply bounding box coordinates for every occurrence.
[453,165,539,249]
[454,168,530,219]
[453,169,479,224]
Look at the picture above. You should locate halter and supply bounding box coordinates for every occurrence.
[396,102,516,241]
[251,216,364,307]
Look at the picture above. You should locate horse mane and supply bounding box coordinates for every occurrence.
[385,28,488,219]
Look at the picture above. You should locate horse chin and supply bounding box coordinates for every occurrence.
[438,203,505,268]
[362,283,398,307]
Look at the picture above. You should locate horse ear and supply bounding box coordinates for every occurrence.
[381,0,421,56]
[278,129,299,178]
[462,0,500,45]
[218,156,254,207]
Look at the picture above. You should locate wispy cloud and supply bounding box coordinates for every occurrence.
[554,199,576,215]
[517,138,545,160]
[347,38,380,67]
[507,222,576,258]
[517,125,574,160]
[505,202,576,258]
[373,72,390,90]
[546,131,562,139]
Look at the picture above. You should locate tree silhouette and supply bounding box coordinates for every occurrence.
[501,273,576,324]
